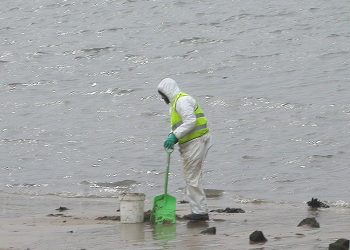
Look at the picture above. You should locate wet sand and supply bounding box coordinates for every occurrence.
[0,192,349,250]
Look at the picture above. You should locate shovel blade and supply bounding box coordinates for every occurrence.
[151,194,176,224]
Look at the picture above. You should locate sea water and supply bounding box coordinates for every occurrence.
[1,0,350,207]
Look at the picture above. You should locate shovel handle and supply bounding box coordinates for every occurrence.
[164,148,172,195]
[165,148,174,154]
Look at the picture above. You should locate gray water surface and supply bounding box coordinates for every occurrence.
[1,0,350,205]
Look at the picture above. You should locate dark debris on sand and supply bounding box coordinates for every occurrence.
[55,206,69,212]
[47,214,72,218]
[210,207,245,213]
[95,216,120,221]
[307,197,329,208]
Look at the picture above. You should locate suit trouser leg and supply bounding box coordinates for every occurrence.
[179,133,211,214]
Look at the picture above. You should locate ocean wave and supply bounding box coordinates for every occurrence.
[178,37,224,45]
[1,138,39,144]
[331,200,350,208]
[46,192,120,199]
[103,87,139,96]
[85,87,140,96]
[6,183,48,188]
[80,179,140,189]
[236,198,272,204]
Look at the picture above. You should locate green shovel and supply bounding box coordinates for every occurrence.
[150,149,176,224]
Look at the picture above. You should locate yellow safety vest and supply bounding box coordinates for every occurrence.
[171,92,209,144]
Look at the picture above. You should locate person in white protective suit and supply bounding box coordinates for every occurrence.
[157,78,212,221]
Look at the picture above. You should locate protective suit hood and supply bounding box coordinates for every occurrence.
[157,78,181,104]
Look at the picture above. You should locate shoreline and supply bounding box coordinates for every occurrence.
[0,192,349,250]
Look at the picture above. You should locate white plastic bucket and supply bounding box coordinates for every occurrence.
[119,193,145,223]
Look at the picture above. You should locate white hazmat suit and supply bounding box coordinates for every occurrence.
[158,78,212,215]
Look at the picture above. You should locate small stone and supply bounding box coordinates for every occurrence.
[200,227,216,235]
[56,206,69,211]
[249,230,267,243]
[329,238,349,250]
[297,217,320,228]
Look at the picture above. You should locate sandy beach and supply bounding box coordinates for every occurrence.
[1,192,349,250]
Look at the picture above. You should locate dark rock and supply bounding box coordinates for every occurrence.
[55,206,69,212]
[95,216,120,221]
[329,238,349,250]
[210,207,245,213]
[200,227,216,235]
[249,230,267,243]
[307,198,329,208]
[68,230,74,233]
[297,217,320,228]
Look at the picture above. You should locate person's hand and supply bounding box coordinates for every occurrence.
[164,133,178,150]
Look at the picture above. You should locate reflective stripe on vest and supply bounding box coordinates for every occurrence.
[171,92,209,144]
